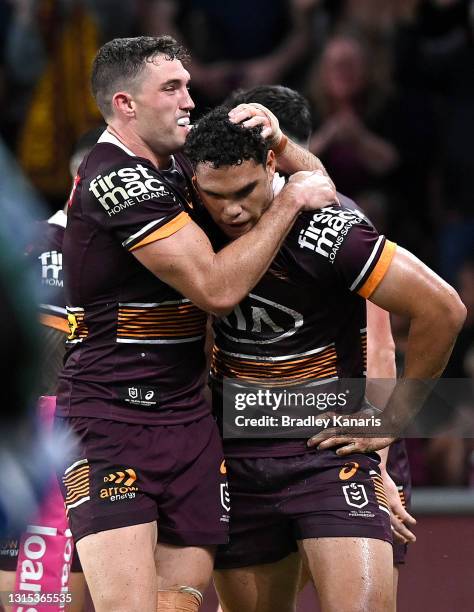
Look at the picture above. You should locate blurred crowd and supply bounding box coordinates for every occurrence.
[0,0,472,487]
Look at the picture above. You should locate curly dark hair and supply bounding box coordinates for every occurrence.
[184,106,268,169]
[91,36,189,119]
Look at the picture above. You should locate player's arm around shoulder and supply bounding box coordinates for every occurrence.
[133,170,336,316]
[368,246,466,378]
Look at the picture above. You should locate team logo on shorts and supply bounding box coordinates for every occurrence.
[339,461,359,481]
[220,483,231,512]
[342,483,368,509]
[100,468,138,503]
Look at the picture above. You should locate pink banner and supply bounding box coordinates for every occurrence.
[13,397,74,611]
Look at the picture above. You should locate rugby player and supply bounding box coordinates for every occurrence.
[56,36,337,612]
[227,85,416,609]
[184,107,466,612]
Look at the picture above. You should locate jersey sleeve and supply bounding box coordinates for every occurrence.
[83,159,191,252]
[336,225,396,297]
[296,206,396,297]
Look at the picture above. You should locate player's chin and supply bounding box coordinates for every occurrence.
[221,221,253,239]
[177,125,191,142]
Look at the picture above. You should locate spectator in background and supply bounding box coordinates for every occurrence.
[139,0,319,112]
[3,0,105,203]
[307,31,399,199]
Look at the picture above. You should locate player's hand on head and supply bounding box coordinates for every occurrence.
[381,469,416,544]
[228,102,283,147]
[285,170,338,211]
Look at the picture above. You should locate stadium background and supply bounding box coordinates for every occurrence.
[0,1,472,610]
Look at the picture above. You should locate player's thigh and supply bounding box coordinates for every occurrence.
[76,521,157,612]
[154,541,215,594]
[298,537,393,612]
[67,571,86,612]
[392,565,399,612]
[0,570,15,611]
[214,552,301,612]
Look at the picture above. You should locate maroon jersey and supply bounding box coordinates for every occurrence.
[211,193,397,457]
[57,131,208,425]
[32,210,68,334]
[24,210,69,394]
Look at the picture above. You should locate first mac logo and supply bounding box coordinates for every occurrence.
[89,163,173,216]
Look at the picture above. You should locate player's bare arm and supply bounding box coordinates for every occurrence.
[309,247,466,453]
[134,170,336,316]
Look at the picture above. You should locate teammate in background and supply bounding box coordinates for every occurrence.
[227,85,415,609]
[185,107,465,612]
[0,129,103,612]
[57,36,336,612]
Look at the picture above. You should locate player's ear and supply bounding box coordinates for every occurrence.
[112,91,136,118]
[266,149,276,174]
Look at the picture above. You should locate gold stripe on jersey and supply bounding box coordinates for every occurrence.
[40,313,69,333]
[211,344,337,386]
[358,240,397,299]
[117,299,207,343]
[129,211,190,251]
[66,307,88,343]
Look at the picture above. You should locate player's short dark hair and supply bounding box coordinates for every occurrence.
[225,85,312,145]
[91,36,189,118]
[184,106,268,169]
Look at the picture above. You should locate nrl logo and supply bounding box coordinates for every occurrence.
[220,483,231,512]
[342,483,368,509]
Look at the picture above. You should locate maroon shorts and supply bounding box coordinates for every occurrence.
[215,450,392,569]
[0,538,82,572]
[0,536,20,571]
[55,415,229,546]
[387,439,412,565]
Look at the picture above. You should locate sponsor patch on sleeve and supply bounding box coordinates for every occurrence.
[297,207,367,262]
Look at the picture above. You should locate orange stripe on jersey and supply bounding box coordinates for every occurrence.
[117,301,207,341]
[358,240,397,299]
[40,313,69,333]
[130,211,191,251]
[211,345,337,385]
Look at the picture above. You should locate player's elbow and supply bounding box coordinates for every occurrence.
[446,292,467,333]
[206,295,235,317]
[434,288,467,336]
[195,290,235,317]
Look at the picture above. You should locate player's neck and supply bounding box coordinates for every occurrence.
[106,124,171,169]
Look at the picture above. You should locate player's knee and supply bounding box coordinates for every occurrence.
[157,585,203,611]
